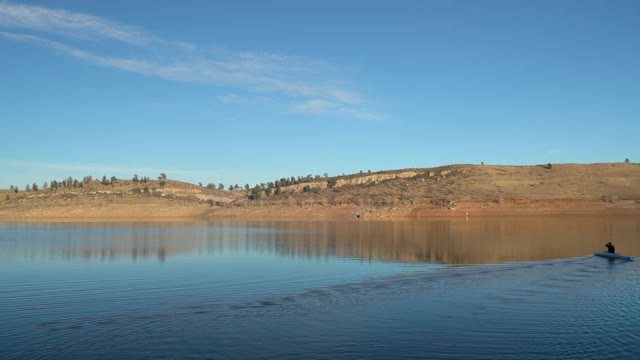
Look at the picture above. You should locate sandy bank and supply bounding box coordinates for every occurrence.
[1,199,638,222]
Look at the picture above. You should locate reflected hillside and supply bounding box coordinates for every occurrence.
[260,218,640,264]
[1,217,638,264]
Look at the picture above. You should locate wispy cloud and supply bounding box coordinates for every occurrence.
[0,159,276,186]
[338,107,388,121]
[0,1,384,119]
[290,99,338,114]
[289,99,387,121]
[0,1,154,46]
[216,93,270,105]
[0,159,220,178]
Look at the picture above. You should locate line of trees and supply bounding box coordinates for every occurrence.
[241,173,335,200]
[204,183,225,190]
[201,173,332,196]
[9,175,90,193]
[9,170,347,198]
[11,170,337,195]
[10,173,172,193]
[131,174,151,183]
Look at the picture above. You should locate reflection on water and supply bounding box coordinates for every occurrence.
[1,217,639,360]
[1,216,639,264]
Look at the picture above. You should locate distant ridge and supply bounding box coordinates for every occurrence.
[1,163,639,220]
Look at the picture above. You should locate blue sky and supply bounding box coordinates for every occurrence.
[1,0,638,189]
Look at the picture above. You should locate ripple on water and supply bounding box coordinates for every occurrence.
[2,256,639,360]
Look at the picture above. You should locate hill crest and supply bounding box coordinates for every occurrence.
[1,163,638,220]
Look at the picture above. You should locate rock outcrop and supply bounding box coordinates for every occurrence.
[335,171,422,187]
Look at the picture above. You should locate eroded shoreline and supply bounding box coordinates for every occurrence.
[1,199,638,222]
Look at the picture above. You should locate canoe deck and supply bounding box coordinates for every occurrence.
[594,251,631,260]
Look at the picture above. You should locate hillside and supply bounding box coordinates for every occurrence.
[0,178,237,220]
[1,163,639,220]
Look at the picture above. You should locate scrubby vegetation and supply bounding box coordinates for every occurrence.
[2,164,639,220]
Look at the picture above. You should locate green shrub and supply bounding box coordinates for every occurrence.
[250,186,262,200]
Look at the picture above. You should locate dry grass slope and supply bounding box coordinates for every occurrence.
[1,163,638,220]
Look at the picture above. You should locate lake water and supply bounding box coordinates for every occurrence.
[1,216,639,359]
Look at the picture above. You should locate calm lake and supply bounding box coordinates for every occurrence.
[1,216,639,359]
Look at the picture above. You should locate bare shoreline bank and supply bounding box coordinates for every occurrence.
[1,199,638,222]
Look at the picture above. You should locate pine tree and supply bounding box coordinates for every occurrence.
[251,185,262,200]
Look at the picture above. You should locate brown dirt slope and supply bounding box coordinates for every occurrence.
[252,163,639,205]
[0,178,238,220]
[1,163,638,220]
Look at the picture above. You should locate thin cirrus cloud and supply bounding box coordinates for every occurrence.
[0,1,383,120]
[290,99,386,121]
[0,1,188,48]
[0,159,220,179]
[216,94,270,105]
[291,99,338,114]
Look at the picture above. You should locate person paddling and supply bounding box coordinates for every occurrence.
[605,242,615,254]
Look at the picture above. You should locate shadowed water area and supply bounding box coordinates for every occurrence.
[1,216,639,359]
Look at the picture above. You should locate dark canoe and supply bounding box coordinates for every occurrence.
[594,251,631,261]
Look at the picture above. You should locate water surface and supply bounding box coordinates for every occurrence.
[1,217,638,359]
